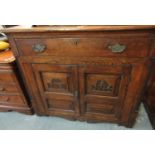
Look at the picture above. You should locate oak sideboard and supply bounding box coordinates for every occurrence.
[2,25,155,127]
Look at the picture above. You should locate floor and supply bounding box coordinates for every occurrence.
[0,104,153,130]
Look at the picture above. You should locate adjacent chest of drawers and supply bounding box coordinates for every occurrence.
[0,51,32,114]
[5,26,155,127]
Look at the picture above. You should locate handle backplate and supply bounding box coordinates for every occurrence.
[0,87,4,91]
[108,43,126,53]
[32,44,46,53]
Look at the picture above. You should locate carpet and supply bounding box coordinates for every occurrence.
[0,104,152,130]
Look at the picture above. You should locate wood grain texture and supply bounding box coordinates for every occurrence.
[15,37,150,57]
[143,59,155,129]
[0,61,33,114]
[32,64,79,118]
[5,25,155,127]
[1,25,155,33]
[79,65,132,122]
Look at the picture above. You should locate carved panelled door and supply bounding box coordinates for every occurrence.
[79,65,132,122]
[32,64,79,118]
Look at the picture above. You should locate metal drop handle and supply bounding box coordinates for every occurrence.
[0,87,5,91]
[74,91,78,98]
[32,44,46,53]
[108,43,126,53]
[3,97,9,102]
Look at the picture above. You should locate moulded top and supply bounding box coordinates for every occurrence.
[1,25,155,33]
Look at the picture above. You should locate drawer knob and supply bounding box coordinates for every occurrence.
[108,43,126,53]
[32,44,46,53]
[3,97,9,102]
[0,87,5,91]
[74,91,78,98]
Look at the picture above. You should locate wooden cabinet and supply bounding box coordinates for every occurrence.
[3,25,155,127]
[0,51,32,114]
[18,58,148,127]
[19,63,133,122]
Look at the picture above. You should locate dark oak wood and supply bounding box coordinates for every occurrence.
[14,37,150,57]
[0,63,33,114]
[2,25,155,33]
[0,51,33,114]
[79,65,132,122]
[3,25,155,127]
[143,58,155,129]
[32,64,79,118]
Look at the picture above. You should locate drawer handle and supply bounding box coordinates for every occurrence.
[32,44,46,53]
[0,87,5,91]
[74,90,78,98]
[108,43,126,53]
[3,97,9,102]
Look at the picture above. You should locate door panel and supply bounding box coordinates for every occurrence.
[86,74,121,97]
[79,65,132,122]
[32,64,79,117]
[41,72,74,94]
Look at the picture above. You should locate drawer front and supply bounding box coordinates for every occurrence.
[79,65,132,121]
[0,72,15,84]
[0,84,19,94]
[0,95,26,107]
[15,37,149,57]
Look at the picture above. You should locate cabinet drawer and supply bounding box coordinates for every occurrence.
[15,37,149,57]
[0,84,19,94]
[0,95,25,106]
[0,72,15,84]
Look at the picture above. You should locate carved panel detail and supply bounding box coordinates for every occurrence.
[47,78,67,90]
[91,80,113,92]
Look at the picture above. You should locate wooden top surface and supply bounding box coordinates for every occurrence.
[1,25,155,33]
[0,50,15,63]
